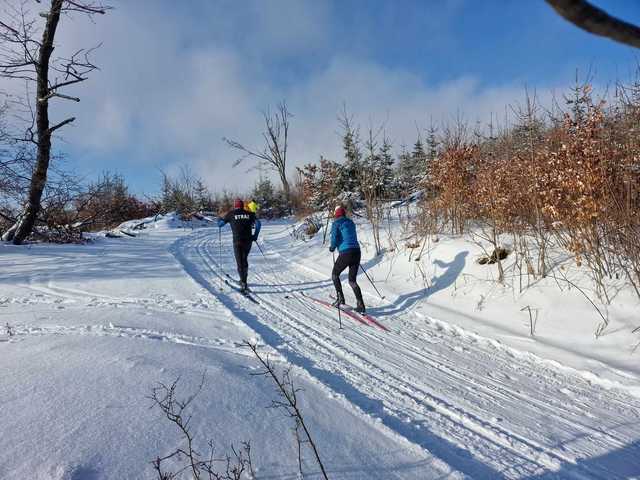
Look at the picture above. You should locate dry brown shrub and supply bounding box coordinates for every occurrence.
[429,144,478,234]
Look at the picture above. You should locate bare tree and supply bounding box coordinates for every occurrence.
[546,0,640,48]
[149,375,255,480]
[245,341,329,480]
[223,100,292,204]
[0,0,110,244]
[0,99,23,207]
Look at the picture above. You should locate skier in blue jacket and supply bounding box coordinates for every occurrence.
[329,205,366,313]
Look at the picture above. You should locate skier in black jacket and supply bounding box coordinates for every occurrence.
[217,199,261,292]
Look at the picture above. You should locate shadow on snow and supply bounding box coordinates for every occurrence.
[523,439,640,480]
[171,235,506,479]
[368,251,468,318]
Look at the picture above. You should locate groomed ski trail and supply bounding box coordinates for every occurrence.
[172,226,640,480]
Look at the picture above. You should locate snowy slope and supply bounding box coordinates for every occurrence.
[0,218,449,479]
[286,210,640,396]
[1,215,640,479]
[177,222,640,479]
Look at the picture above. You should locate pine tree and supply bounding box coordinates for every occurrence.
[378,137,396,198]
[361,128,380,194]
[410,137,426,192]
[565,77,592,127]
[250,177,289,218]
[424,125,439,188]
[394,135,429,197]
[251,178,275,209]
[161,173,174,212]
[412,138,426,170]
[396,145,415,197]
[194,180,212,212]
[336,112,363,196]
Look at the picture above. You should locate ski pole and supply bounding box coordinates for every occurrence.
[359,264,386,300]
[218,226,224,290]
[332,251,342,329]
[322,211,331,245]
[254,240,265,257]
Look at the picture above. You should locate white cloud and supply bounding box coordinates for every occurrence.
[282,57,548,170]
[1,0,562,194]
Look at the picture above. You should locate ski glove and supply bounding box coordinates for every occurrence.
[329,246,336,252]
[252,234,258,242]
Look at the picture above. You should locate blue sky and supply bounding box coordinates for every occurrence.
[4,0,640,195]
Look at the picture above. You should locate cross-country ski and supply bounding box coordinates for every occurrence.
[300,291,371,328]
[224,278,260,304]
[303,291,388,331]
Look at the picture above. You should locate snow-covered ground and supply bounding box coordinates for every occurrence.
[1,214,640,479]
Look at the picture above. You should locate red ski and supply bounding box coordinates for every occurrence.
[338,304,389,332]
[299,292,369,327]
[325,293,389,331]
[301,292,388,331]
[359,312,389,332]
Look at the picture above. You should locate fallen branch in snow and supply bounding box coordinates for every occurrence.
[244,341,329,480]
[132,220,150,230]
[551,269,609,338]
[520,306,538,337]
[149,375,255,480]
[633,326,640,354]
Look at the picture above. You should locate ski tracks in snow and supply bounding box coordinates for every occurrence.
[2,321,250,355]
[173,227,640,480]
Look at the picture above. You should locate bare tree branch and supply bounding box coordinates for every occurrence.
[546,0,640,48]
[224,100,292,204]
[244,341,329,480]
[48,116,75,133]
[1,0,110,244]
[149,375,255,480]
[62,0,111,15]
[39,91,80,103]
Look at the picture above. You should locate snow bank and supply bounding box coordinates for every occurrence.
[283,210,640,396]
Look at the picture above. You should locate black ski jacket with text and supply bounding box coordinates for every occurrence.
[218,208,261,243]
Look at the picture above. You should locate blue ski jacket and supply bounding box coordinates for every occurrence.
[330,217,360,253]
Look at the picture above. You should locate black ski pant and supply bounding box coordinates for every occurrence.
[332,248,364,305]
[233,240,252,284]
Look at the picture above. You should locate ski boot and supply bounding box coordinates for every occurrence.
[331,292,345,307]
[354,286,366,313]
[240,281,248,294]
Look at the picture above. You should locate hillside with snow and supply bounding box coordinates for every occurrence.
[1,212,639,479]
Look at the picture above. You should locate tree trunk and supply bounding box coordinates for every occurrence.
[280,172,290,202]
[11,0,63,244]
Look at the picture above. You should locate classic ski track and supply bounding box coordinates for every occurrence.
[192,233,560,476]
[17,282,221,319]
[263,232,640,412]
[254,296,563,477]
[209,230,636,476]
[192,235,547,475]
[181,229,640,479]
[242,261,611,477]
[5,322,249,355]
